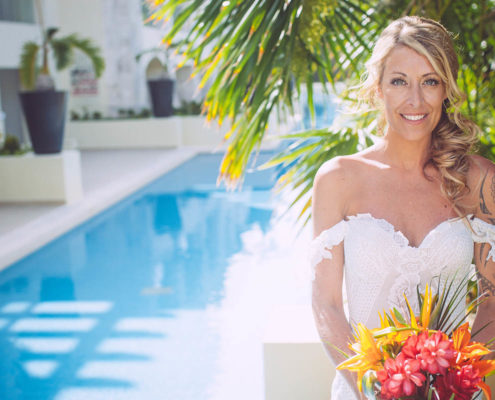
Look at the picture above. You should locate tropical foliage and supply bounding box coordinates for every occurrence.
[19,27,105,91]
[146,0,495,223]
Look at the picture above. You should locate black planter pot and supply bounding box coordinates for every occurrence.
[19,90,67,154]
[147,79,174,117]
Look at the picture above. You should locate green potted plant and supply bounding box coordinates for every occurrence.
[19,2,104,154]
[136,46,174,117]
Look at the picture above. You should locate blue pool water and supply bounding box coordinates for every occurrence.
[0,152,278,400]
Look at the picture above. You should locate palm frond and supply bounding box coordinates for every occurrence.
[147,0,495,224]
[19,42,40,90]
[63,34,105,77]
[260,127,361,222]
[50,38,73,70]
[148,0,385,190]
[45,27,59,42]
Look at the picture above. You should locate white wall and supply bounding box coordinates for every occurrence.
[0,21,39,69]
[0,20,38,141]
[0,0,207,124]
[51,0,107,113]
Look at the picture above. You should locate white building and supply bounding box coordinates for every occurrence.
[0,0,199,144]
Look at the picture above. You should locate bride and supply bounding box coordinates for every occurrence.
[311,16,495,399]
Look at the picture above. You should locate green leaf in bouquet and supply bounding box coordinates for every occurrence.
[450,292,489,335]
[437,269,485,335]
[427,274,451,330]
[425,269,471,334]
[485,368,495,378]
[392,307,406,326]
[324,340,351,359]
[372,326,418,338]
[416,285,423,312]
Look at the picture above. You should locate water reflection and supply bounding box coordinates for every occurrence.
[152,194,182,234]
[206,201,312,399]
[0,153,278,399]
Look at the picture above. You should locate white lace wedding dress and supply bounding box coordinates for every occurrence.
[310,213,495,399]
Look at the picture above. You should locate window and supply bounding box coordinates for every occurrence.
[0,0,35,23]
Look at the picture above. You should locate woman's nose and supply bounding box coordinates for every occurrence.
[408,83,424,107]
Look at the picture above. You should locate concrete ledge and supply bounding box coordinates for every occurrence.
[263,305,334,400]
[0,150,83,203]
[181,116,228,147]
[66,117,182,149]
[67,116,284,151]
[0,148,198,271]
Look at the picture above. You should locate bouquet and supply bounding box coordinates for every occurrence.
[337,273,495,399]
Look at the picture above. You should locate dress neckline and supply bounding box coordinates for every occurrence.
[345,213,465,250]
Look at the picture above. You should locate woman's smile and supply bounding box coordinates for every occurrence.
[401,114,427,121]
[378,46,446,142]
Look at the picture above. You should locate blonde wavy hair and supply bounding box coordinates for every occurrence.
[359,16,480,216]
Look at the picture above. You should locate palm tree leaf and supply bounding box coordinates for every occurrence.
[19,41,39,90]
[148,0,495,222]
[50,38,73,70]
[62,34,105,77]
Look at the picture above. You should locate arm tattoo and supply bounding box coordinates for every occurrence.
[477,271,495,297]
[480,243,487,266]
[479,171,492,215]
[488,175,495,224]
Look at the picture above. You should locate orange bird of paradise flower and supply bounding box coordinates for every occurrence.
[452,322,495,400]
[337,323,384,390]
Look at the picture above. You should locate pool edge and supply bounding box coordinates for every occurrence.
[0,148,199,272]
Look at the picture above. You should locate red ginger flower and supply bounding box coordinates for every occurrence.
[411,331,456,375]
[402,330,456,375]
[402,331,426,359]
[377,352,426,399]
[435,364,482,400]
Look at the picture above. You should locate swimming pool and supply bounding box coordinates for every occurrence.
[0,152,279,400]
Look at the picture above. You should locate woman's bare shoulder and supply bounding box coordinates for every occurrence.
[315,147,379,185]
[466,154,495,219]
[316,150,374,180]
[313,152,373,220]
[467,154,495,185]
[314,155,362,194]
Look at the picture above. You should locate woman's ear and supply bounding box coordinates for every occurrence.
[376,85,383,100]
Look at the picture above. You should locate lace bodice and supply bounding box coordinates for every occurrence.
[310,213,495,399]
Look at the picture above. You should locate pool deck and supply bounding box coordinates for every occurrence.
[0,147,208,271]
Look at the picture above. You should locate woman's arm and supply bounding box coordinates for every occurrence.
[311,158,364,398]
[469,156,495,357]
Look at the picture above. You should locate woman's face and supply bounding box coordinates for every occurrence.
[378,45,446,143]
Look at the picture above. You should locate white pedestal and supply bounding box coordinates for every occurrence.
[181,116,228,147]
[66,116,283,151]
[0,150,83,203]
[66,117,181,149]
[263,305,335,400]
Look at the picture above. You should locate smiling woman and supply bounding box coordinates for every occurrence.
[378,46,446,144]
[310,16,495,400]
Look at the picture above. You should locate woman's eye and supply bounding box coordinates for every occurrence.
[424,78,440,86]
[391,78,406,86]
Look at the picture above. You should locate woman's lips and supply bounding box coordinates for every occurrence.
[401,113,427,122]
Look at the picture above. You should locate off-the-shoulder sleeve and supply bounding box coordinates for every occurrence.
[470,217,495,262]
[309,220,348,268]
